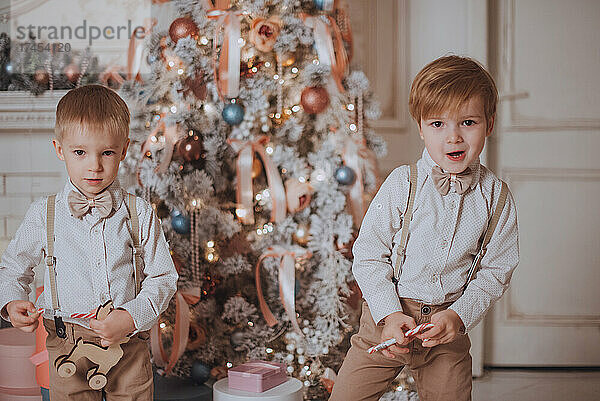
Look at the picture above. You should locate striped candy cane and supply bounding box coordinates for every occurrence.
[35,308,97,319]
[405,323,435,338]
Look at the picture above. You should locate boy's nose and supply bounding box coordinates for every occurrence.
[445,127,463,143]
[89,157,103,171]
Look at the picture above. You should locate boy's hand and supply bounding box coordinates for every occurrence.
[6,300,40,333]
[89,308,136,347]
[379,311,417,358]
[418,309,464,347]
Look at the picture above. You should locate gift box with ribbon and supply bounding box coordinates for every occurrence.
[227,360,287,393]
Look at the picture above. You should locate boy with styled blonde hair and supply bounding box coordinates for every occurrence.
[0,84,178,400]
[331,56,519,401]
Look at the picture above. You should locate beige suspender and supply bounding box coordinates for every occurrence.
[45,195,60,312]
[391,164,509,292]
[392,164,417,282]
[45,192,143,316]
[128,193,143,296]
[463,181,509,291]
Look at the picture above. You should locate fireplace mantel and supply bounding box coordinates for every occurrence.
[0,90,67,132]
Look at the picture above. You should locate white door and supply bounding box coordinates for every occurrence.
[486,0,600,366]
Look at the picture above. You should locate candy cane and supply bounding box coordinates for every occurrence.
[405,323,435,338]
[35,308,97,319]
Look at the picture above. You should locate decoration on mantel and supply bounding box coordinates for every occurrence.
[0,33,108,95]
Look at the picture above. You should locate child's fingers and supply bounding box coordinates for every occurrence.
[422,331,454,347]
[13,314,38,329]
[18,320,39,333]
[88,318,104,334]
[416,324,443,340]
[381,345,409,358]
[389,344,410,354]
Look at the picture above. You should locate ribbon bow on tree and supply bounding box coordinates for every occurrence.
[342,135,379,227]
[255,245,312,335]
[301,14,349,92]
[150,287,201,375]
[207,3,245,100]
[228,136,287,225]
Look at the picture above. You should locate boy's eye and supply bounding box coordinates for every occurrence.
[431,121,443,128]
[462,119,476,127]
[103,150,116,156]
[74,150,85,156]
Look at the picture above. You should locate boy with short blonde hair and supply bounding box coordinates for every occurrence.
[0,85,178,400]
[330,56,519,401]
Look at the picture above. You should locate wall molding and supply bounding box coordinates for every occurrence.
[500,0,600,131]
[350,0,408,133]
[0,90,66,132]
[500,167,600,326]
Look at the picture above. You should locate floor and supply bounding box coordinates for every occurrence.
[472,369,600,401]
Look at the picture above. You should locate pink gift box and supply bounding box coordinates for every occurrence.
[228,360,288,392]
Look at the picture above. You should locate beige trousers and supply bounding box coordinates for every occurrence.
[44,318,153,401]
[330,299,472,401]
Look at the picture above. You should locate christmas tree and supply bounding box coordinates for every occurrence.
[119,0,400,398]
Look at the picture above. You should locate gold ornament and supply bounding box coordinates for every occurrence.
[292,223,311,246]
[205,251,218,263]
[252,158,263,179]
[186,323,207,350]
[277,52,296,67]
[63,63,80,83]
[270,111,291,126]
[34,69,49,85]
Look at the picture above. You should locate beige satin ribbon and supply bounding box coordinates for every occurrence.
[140,115,181,174]
[301,14,348,92]
[127,18,156,82]
[150,287,201,375]
[255,245,312,335]
[99,65,125,89]
[342,136,379,227]
[228,136,286,225]
[98,18,156,88]
[207,6,243,100]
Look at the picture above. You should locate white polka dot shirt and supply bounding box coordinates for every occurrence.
[0,179,178,332]
[352,149,519,332]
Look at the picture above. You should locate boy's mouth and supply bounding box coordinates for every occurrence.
[446,151,466,161]
[84,178,103,186]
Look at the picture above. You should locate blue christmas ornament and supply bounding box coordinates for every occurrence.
[222,103,245,125]
[5,63,13,74]
[171,213,190,234]
[191,361,211,385]
[313,0,334,11]
[335,166,356,185]
[146,53,158,65]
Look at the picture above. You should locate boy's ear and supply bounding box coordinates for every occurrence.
[486,116,495,137]
[120,138,130,161]
[418,121,425,140]
[52,139,65,161]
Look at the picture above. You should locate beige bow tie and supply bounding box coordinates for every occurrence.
[431,166,474,195]
[68,190,113,218]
